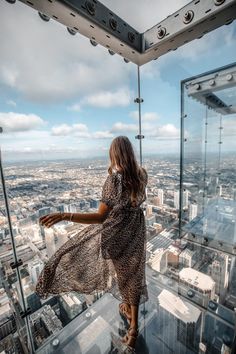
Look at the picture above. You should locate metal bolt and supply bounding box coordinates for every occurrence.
[108,49,115,55]
[226,74,233,81]
[183,10,194,24]
[128,32,135,43]
[85,1,95,16]
[52,338,60,348]
[194,84,201,90]
[90,39,98,46]
[157,27,166,39]
[214,0,225,5]
[67,27,77,35]
[109,18,117,31]
[38,12,50,22]
[134,98,144,103]
[209,79,215,86]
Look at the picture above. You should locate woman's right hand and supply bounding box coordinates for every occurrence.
[39,212,64,228]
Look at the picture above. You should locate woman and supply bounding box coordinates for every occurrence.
[37,135,148,351]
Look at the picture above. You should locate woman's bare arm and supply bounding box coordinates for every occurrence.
[39,202,111,228]
[63,202,111,224]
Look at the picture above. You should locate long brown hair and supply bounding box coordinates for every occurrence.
[108,136,146,204]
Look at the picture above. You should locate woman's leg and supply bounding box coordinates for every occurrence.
[121,302,139,348]
[130,303,139,329]
[112,258,132,319]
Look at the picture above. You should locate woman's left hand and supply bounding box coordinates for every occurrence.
[39,213,63,228]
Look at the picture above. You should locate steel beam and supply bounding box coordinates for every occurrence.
[186,65,236,114]
[10,0,236,65]
[143,0,236,63]
[18,0,142,63]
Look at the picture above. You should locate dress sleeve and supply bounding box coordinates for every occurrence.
[100,173,122,208]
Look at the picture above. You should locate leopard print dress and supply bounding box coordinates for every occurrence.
[35,167,149,306]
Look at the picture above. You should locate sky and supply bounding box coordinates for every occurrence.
[0,0,236,162]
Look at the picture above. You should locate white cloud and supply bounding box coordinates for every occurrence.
[0,2,134,103]
[51,123,114,139]
[91,131,114,139]
[110,119,180,139]
[110,122,138,133]
[81,88,132,108]
[129,111,159,121]
[141,123,180,139]
[0,112,46,133]
[156,124,180,138]
[51,123,89,136]
[67,104,81,112]
[6,100,16,107]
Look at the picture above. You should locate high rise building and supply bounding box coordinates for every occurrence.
[208,254,229,302]
[174,191,179,210]
[59,293,86,320]
[146,215,156,227]
[55,229,68,251]
[146,205,153,217]
[28,260,44,284]
[175,190,189,210]
[38,207,51,218]
[45,228,56,258]
[179,248,196,267]
[153,196,160,206]
[189,204,198,221]
[148,248,168,273]
[179,268,215,307]
[183,190,189,209]
[158,189,164,205]
[157,289,201,352]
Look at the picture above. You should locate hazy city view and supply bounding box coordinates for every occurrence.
[0,152,235,352]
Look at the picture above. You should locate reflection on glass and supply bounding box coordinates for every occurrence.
[179,62,236,353]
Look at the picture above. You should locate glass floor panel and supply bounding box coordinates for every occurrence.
[183,198,236,255]
[35,269,235,354]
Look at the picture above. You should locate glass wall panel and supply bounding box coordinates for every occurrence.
[179,62,236,353]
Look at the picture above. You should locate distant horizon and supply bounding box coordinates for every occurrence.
[2,152,180,166]
[2,150,236,166]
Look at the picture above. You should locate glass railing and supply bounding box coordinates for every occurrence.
[179,62,236,353]
[1,1,236,353]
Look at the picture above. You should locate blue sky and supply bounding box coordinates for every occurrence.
[0,0,236,162]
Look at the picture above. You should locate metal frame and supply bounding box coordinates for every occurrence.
[11,0,236,65]
[186,65,236,114]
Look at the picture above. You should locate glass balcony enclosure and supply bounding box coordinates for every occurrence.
[1,1,236,354]
[181,63,236,255]
[179,62,236,352]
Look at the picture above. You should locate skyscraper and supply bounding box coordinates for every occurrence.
[157,189,164,206]
[45,228,56,258]
[189,204,198,221]
[174,191,180,210]
[55,228,68,250]
[29,260,44,284]
[175,190,189,210]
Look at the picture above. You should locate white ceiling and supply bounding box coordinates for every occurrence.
[100,0,190,32]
